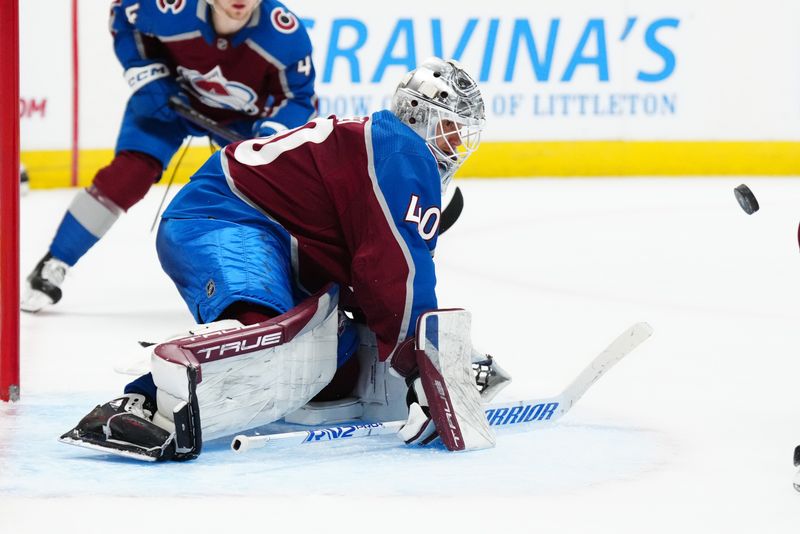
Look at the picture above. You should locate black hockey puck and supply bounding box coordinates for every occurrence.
[734,184,759,215]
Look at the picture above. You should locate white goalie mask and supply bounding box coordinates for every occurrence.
[391,58,486,191]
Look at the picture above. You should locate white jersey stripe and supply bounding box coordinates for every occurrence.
[158,30,203,43]
[362,118,416,347]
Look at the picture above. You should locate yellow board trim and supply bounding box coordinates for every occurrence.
[21,146,217,189]
[459,141,800,177]
[21,141,800,188]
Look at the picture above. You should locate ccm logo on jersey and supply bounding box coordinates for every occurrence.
[271,7,299,34]
[405,194,440,240]
[485,402,559,426]
[194,332,283,361]
[156,0,185,15]
[125,63,170,92]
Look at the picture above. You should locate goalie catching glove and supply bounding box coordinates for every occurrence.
[392,309,511,451]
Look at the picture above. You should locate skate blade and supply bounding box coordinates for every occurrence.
[20,289,55,313]
[58,436,159,463]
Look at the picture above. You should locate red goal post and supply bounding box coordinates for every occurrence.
[0,0,21,402]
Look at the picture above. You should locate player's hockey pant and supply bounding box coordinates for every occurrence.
[49,151,162,265]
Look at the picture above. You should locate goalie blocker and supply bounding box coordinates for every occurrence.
[392,309,497,451]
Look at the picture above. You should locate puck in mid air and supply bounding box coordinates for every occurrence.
[734,184,759,215]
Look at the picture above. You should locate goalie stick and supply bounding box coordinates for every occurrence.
[230,321,654,453]
[439,186,463,236]
[168,96,464,234]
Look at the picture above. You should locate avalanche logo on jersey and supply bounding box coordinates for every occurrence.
[270,7,299,34]
[178,66,259,115]
[156,0,185,14]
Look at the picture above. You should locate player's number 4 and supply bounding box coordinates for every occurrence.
[405,195,440,240]
[233,118,440,240]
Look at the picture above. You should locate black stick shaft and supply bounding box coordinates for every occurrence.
[168,96,245,144]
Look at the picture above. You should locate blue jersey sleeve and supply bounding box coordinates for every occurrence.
[375,151,441,333]
[248,7,318,130]
[110,0,150,69]
[266,51,317,129]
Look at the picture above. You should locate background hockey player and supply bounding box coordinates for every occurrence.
[22,0,318,312]
[60,58,500,461]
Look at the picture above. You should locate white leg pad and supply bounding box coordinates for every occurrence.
[151,284,340,441]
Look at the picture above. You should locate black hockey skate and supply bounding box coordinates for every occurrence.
[794,445,800,493]
[59,393,177,462]
[21,253,69,313]
[19,162,29,195]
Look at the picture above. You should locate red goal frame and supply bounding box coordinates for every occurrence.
[0,0,21,402]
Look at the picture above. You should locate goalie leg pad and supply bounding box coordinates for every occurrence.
[413,310,495,451]
[151,284,341,442]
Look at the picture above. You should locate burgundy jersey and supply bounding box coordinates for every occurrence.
[165,111,443,359]
[110,0,316,129]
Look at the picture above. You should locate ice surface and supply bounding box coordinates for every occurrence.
[3,178,800,533]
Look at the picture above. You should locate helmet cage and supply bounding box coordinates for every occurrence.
[391,58,485,191]
[423,106,483,189]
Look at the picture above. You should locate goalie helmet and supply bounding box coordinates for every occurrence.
[391,58,485,191]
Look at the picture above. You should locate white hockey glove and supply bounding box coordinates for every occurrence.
[398,374,438,446]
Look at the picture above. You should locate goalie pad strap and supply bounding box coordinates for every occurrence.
[170,364,202,461]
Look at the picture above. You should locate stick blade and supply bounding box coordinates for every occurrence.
[439,186,464,235]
